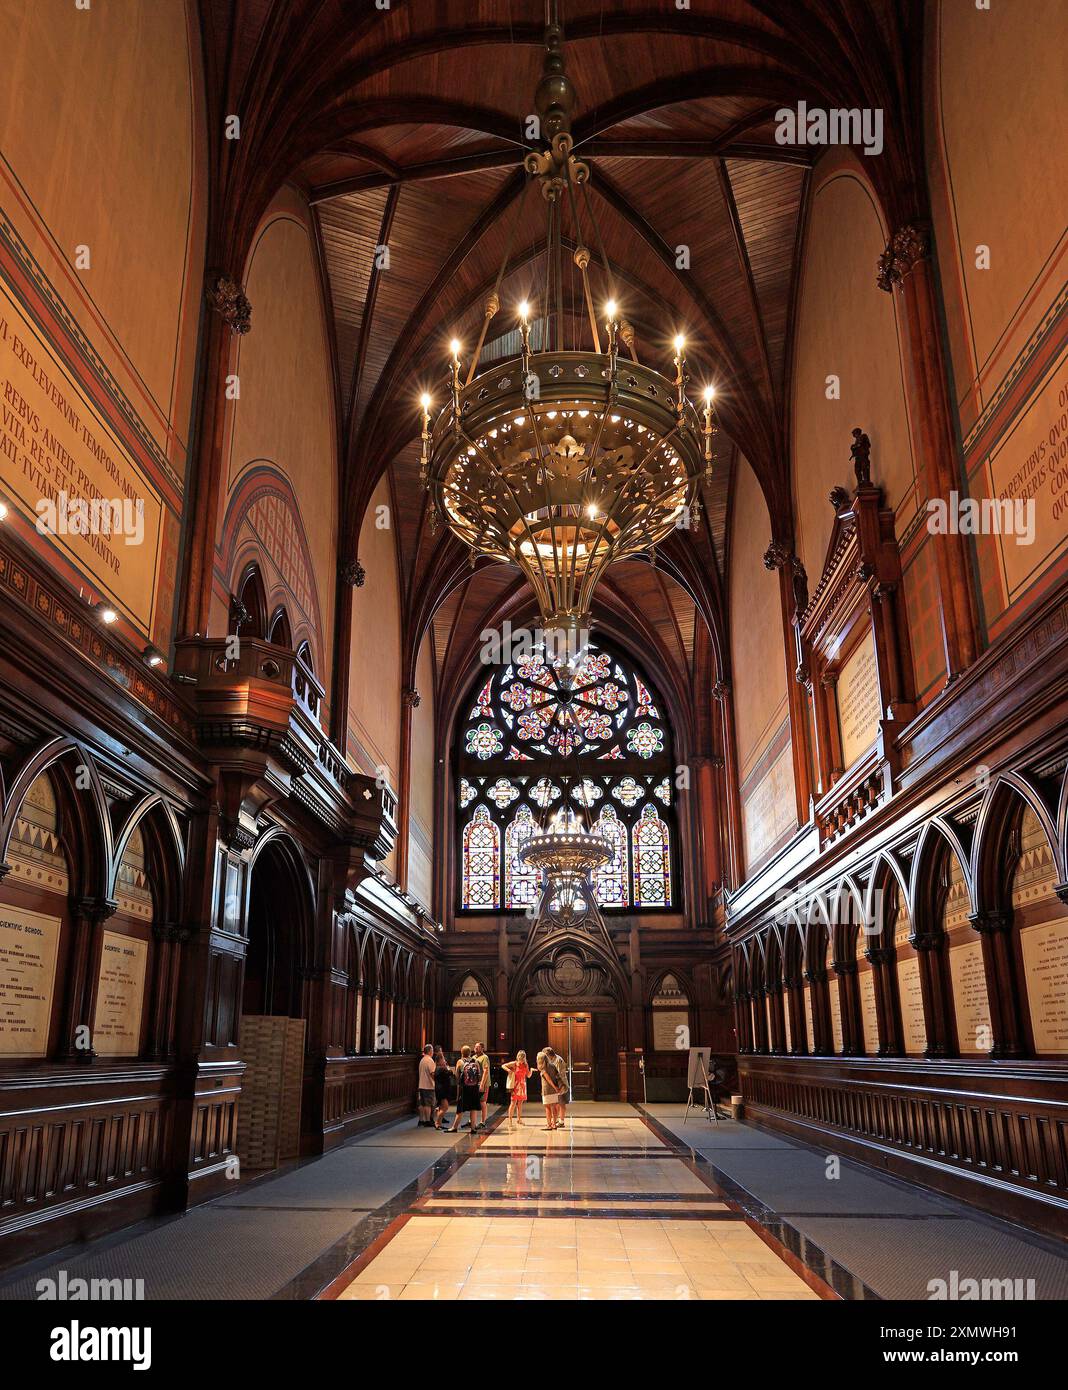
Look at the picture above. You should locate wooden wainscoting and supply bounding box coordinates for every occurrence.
[311,1054,420,1151]
[0,1063,177,1269]
[739,1054,1068,1237]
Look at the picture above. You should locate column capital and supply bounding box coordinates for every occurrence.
[968,908,1013,935]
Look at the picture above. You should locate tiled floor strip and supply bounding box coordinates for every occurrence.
[324,1103,828,1301]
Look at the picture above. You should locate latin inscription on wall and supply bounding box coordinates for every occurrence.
[452,1009,488,1053]
[0,283,164,633]
[859,968,879,1053]
[987,348,1068,605]
[742,742,796,869]
[949,938,991,1054]
[897,955,927,1055]
[92,931,148,1056]
[1021,918,1068,1054]
[0,905,61,1056]
[652,1008,688,1052]
[837,628,882,770]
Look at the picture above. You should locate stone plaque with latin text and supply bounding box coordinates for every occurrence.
[897,955,927,1055]
[0,904,61,1056]
[949,938,991,1054]
[1021,917,1068,1054]
[92,931,148,1056]
[837,628,882,769]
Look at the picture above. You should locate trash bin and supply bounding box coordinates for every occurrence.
[731,1094,744,1122]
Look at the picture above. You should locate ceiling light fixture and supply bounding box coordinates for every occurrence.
[419,2,717,681]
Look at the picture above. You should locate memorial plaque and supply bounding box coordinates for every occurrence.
[1021,917,1068,1054]
[837,628,882,769]
[652,1008,689,1052]
[0,904,61,1055]
[828,976,844,1052]
[0,281,164,634]
[742,743,796,869]
[949,938,992,1054]
[92,931,148,1056]
[859,967,879,1053]
[783,993,792,1052]
[803,984,814,1051]
[452,1009,487,1053]
[897,955,927,1054]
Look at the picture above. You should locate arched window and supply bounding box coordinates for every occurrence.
[593,804,629,908]
[460,805,500,909]
[455,640,677,912]
[504,803,539,909]
[268,606,292,648]
[236,564,267,638]
[632,803,671,907]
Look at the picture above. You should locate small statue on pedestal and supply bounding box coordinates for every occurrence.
[850,427,872,486]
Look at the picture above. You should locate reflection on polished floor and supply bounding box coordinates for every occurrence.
[335,1103,821,1301]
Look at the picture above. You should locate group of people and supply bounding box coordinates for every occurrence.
[416,1042,570,1132]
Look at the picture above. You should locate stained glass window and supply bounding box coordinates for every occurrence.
[461,805,500,909]
[594,805,629,908]
[456,640,677,912]
[633,804,671,908]
[504,803,539,909]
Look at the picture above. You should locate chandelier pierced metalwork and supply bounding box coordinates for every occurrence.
[419,6,717,669]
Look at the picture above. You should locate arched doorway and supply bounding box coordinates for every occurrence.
[511,942,627,1100]
[244,840,304,1018]
[238,835,311,1171]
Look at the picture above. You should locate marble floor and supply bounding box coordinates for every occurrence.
[333,1104,821,1301]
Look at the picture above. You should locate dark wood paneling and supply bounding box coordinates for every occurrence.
[0,1065,175,1269]
[740,1055,1068,1237]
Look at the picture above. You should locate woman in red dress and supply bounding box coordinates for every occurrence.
[503,1050,530,1127]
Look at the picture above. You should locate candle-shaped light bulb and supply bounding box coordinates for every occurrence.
[604,299,617,323]
[673,334,685,354]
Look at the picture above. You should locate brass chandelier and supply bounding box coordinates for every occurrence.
[419,4,717,674]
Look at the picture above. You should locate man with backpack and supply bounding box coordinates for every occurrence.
[450,1044,483,1134]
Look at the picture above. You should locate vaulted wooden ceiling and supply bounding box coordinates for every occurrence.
[197,0,922,703]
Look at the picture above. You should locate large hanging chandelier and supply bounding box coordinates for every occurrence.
[419,4,716,673]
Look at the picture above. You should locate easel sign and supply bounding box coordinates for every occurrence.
[684,1047,720,1123]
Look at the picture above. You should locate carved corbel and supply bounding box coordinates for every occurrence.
[205,273,252,334]
[876,223,930,293]
[339,557,366,587]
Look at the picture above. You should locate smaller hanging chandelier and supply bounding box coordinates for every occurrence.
[420,6,717,672]
[519,799,611,924]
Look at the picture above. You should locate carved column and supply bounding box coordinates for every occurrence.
[866,944,902,1056]
[805,965,829,1053]
[763,540,813,821]
[877,224,979,681]
[970,909,1026,1058]
[693,754,722,909]
[912,931,953,1057]
[145,922,189,1060]
[332,558,365,756]
[58,896,118,1060]
[180,274,251,639]
[835,959,862,1055]
[713,681,745,889]
[395,685,421,891]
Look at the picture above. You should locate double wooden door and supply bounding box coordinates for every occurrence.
[548,1011,593,1099]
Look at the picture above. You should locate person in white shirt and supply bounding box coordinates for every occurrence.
[416,1044,436,1127]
